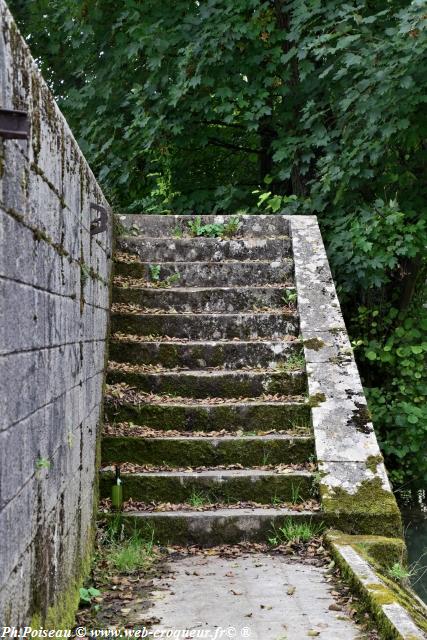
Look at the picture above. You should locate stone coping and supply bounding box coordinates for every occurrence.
[326,532,427,639]
[288,215,402,536]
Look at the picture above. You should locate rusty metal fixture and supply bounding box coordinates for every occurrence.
[90,202,108,236]
[0,108,29,139]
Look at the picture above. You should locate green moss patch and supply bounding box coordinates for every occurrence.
[106,401,311,432]
[101,434,315,467]
[325,533,427,637]
[304,337,326,351]
[99,470,316,504]
[321,477,402,537]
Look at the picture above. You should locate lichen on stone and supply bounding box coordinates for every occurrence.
[303,337,325,351]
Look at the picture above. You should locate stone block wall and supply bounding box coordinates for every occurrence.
[0,0,112,625]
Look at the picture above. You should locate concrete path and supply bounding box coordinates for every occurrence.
[146,553,363,640]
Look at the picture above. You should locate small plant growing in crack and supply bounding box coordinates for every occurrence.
[290,483,303,504]
[187,214,241,239]
[35,457,51,471]
[149,264,180,288]
[277,352,305,373]
[105,530,156,573]
[282,289,297,307]
[268,519,324,545]
[188,490,212,508]
[35,457,51,479]
[149,264,161,282]
[79,586,101,606]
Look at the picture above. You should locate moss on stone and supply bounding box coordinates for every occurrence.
[303,337,325,351]
[321,477,402,537]
[325,533,427,636]
[366,455,384,474]
[102,434,314,468]
[106,369,306,398]
[106,401,311,432]
[99,470,315,504]
[326,531,406,570]
[307,392,326,408]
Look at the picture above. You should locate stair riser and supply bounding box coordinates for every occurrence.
[114,261,294,287]
[118,236,292,262]
[101,436,315,467]
[106,370,307,398]
[109,339,301,369]
[105,402,311,432]
[111,313,299,340]
[117,214,291,238]
[112,286,288,312]
[103,511,323,545]
[100,472,315,503]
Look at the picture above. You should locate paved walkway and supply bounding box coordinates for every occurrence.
[146,553,363,640]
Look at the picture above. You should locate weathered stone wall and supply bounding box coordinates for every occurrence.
[0,0,112,625]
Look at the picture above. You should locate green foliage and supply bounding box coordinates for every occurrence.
[105,531,156,573]
[79,586,101,605]
[187,215,241,238]
[149,264,161,282]
[388,562,412,583]
[282,289,297,307]
[10,0,427,486]
[269,519,324,545]
[35,457,51,470]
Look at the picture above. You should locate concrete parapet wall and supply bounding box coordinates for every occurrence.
[289,215,402,537]
[0,0,112,625]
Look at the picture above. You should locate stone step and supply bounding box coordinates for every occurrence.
[114,260,294,287]
[117,236,292,262]
[99,469,315,503]
[112,285,291,313]
[101,434,315,467]
[105,398,310,432]
[106,366,306,398]
[111,311,299,340]
[117,213,291,238]
[102,508,323,544]
[109,337,301,369]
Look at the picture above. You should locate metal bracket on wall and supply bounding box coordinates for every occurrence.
[90,202,108,236]
[0,108,29,139]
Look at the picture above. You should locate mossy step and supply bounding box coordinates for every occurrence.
[112,285,291,313]
[102,508,322,545]
[101,434,315,466]
[105,399,310,432]
[106,367,307,398]
[116,213,291,239]
[114,260,294,287]
[109,338,301,369]
[100,469,316,503]
[118,236,292,262]
[111,312,299,340]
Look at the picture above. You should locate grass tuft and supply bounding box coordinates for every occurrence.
[268,518,324,545]
[105,530,156,573]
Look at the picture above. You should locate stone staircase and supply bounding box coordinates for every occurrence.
[100,214,324,544]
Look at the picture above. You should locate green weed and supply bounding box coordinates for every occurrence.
[105,530,156,573]
[268,519,324,545]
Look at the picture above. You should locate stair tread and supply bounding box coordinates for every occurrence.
[111,335,298,344]
[111,310,296,317]
[110,507,318,517]
[103,433,311,440]
[113,284,293,291]
[100,468,313,478]
[107,364,303,376]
